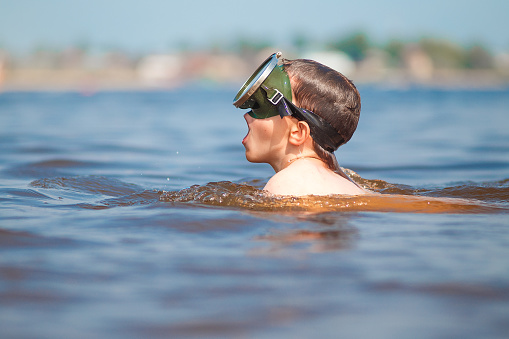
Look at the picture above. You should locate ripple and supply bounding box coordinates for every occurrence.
[78,190,161,209]
[4,159,103,178]
[352,161,509,173]
[28,159,100,168]
[160,180,508,214]
[346,169,509,203]
[31,175,143,197]
[372,281,509,300]
[0,188,54,200]
[0,228,79,248]
[21,173,509,214]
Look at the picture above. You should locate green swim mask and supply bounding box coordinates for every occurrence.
[233,52,292,119]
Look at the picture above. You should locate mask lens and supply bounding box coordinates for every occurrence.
[233,54,279,108]
[234,53,292,120]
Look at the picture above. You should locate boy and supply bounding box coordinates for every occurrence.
[234,53,366,196]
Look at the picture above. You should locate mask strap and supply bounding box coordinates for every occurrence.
[282,98,346,152]
[262,85,347,152]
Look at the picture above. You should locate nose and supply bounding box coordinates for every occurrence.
[244,112,253,123]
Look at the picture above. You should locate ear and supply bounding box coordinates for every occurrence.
[288,120,311,146]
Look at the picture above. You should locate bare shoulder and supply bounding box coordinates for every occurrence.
[264,160,367,196]
[264,166,305,196]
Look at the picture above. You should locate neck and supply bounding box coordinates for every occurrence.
[276,154,323,172]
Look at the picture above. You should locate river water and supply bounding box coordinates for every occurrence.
[1,85,508,338]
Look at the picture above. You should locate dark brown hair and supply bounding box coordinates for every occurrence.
[283,58,361,171]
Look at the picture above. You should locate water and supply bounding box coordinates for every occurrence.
[1,86,509,338]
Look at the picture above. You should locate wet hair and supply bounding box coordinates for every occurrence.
[283,58,361,171]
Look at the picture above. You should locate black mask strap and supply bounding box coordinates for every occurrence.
[273,96,346,152]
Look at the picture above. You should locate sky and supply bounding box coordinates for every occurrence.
[0,0,508,54]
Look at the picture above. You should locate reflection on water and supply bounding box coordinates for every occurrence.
[255,221,359,253]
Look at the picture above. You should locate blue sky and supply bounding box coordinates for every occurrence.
[1,0,508,54]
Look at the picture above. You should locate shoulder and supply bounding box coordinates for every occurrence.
[264,166,306,196]
[263,159,366,196]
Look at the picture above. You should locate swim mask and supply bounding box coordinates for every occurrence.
[233,52,346,152]
[233,52,291,119]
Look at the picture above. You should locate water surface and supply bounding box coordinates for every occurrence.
[1,86,508,338]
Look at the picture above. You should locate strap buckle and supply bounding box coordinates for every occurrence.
[263,85,284,105]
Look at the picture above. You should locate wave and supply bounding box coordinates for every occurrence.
[345,169,509,203]
[25,173,509,214]
[160,179,508,214]
[5,159,104,179]
[31,175,143,197]
[29,175,158,209]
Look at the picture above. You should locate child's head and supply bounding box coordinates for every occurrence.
[233,53,361,170]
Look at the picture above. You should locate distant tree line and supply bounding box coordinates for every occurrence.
[0,31,502,71]
[233,31,500,70]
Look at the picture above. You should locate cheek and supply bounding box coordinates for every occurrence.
[259,125,274,142]
[251,121,274,143]
[248,117,288,152]
[271,118,290,141]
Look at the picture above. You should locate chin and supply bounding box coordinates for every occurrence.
[245,153,255,163]
[245,152,262,163]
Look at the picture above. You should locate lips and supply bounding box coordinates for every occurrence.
[242,113,251,146]
[242,127,250,145]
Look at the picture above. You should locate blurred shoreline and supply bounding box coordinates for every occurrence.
[1,48,508,92]
[2,68,507,93]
